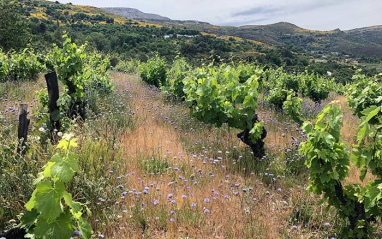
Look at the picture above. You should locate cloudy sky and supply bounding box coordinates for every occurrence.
[55,0,381,30]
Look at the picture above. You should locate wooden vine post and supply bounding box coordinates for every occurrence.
[17,104,30,156]
[45,71,61,141]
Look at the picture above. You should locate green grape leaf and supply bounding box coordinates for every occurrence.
[320,173,330,183]
[50,155,79,183]
[33,172,45,185]
[44,162,55,178]
[25,190,37,211]
[20,209,39,228]
[249,122,264,142]
[63,192,82,219]
[322,132,334,146]
[361,105,380,121]
[50,154,62,163]
[34,210,73,239]
[365,183,382,212]
[78,218,93,239]
[34,180,65,222]
[301,121,313,134]
[357,123,370,143]
[243,95,256,108]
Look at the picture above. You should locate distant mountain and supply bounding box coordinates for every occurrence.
[103,7,211,26]
[151,20,382,57]
[103,7,171,21]
[104,7,382,57]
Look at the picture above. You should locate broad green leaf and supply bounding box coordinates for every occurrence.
[322,132,334,146]
[34,181,65,222]
[50,156,79,183]
[320,173,330,183]
[63,192,82,219]
[44,162,55,178]
[33,172,45,185]
[25,190,37,211]
[78,218,93,239]
[365,184,382,211]
[50,154,62,163]
[20,209,39,228]
[34,211,73,239]
[361,105,380,121]
[357,123,370,143]
[301,121,313,134]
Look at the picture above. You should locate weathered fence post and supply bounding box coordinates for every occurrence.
[17,104,30,155]
[45,71,61,141]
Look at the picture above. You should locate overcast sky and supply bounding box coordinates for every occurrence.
[54,0,381,30]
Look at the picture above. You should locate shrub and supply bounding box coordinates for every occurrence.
[140,54,167,87]
[166,57,191,98]
[0,49,45,82]
[283,94,303,125]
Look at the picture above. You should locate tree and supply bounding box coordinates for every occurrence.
[0,0,30,51]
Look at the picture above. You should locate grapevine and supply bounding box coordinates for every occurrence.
[183,64,267,158]
[20,134,93,239]
[300,72,382,238]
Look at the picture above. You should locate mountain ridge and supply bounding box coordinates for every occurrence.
[103,7,171,21]
[23,2,382,57]
[103,7,212,26]
[103,7,382,56]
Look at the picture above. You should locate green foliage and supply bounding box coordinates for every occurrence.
[0,0,30,51]
[236,64,258,83]
[183,64,264,141]
[300,97,382,238]
[299,103,350,205]
[114,59,141,74]
[41,35,113,125]
[165,57,191,98]
[283,94,303,124]
[264,69,330,109]
[140,54,167,87]
[83,52,114,95]
[263,69,300,93]
[300,72,330,102]
[0,48,45,82]
[47,34,87,104]
[267,87,292,109]
[0,50,8,79]
[347,72,382,122]
[264,69,300,108]
[21,134,93,239]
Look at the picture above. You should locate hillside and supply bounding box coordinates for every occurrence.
[152,21,382,57]
[102,7,382,57]
[103,7,171,21]
[17,1,382,57]
[103,7,212,26]
[15,0,269,64]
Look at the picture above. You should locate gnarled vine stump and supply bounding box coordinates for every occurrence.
[237,114,267,158]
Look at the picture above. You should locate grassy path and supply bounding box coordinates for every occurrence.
[107,72,331,238]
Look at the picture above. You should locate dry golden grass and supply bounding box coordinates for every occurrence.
[97,72,379,238]
[107,72,301,238]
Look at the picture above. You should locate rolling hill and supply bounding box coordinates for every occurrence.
[104,7,382,57]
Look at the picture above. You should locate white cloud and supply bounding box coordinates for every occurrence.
[54,0,382,30]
